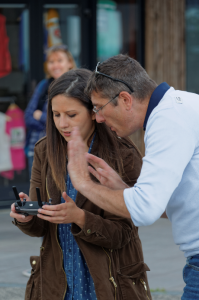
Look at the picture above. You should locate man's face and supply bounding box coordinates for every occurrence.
[91,91,135,137]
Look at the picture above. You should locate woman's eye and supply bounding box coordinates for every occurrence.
[54,114,60,117]
[69,114,76,118]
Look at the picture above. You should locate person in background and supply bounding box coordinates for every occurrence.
[10,69,152,300]
[25,44,76,178]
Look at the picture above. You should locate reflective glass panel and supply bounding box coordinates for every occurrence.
[0,5,30,205]
[97,0,138,62]
[186,0,199,93]
[43,4,81,66]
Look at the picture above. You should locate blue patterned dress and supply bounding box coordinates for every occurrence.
[58,134,97,300]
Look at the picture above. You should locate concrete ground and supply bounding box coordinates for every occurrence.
[139,218,185,293]
[0,208,185,300]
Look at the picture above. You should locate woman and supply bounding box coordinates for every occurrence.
[11,69,152,300]
[25,44,76,178]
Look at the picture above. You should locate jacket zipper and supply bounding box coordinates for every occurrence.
[140,278,150,300]
[102,247,117,300]
[46,178,67,300]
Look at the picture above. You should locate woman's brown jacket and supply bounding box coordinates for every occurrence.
[13,135,152,300]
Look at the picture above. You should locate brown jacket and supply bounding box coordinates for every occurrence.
[13,135,152,300]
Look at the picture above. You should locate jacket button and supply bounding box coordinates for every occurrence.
[87,229,91,234]
[32,260,36,265]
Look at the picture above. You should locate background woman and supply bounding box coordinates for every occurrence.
[11,69,151,300]
[24,44,76,178]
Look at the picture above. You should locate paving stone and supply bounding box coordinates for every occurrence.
[152,293,181,300]
[0,209,185,299]
[0,287,25,300]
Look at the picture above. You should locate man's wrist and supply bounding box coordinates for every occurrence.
[79,178,95,195]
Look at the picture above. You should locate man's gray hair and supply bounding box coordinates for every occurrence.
[85,54,157,105]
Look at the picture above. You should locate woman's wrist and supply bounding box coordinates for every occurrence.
[74,208,85,229]
[15,216,33,224]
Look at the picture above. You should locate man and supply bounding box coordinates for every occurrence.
[67,54,199,299]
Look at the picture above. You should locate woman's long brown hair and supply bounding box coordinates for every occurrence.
[47,69,137,192]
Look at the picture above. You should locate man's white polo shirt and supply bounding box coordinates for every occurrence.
[124,86,199,257]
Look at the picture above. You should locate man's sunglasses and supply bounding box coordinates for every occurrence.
[95,62,134,93]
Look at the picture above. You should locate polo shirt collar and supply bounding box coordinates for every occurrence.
[143,82,170,131]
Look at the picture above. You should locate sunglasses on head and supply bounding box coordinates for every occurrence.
[95,62,134,93]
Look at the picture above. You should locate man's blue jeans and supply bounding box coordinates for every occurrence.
[182,254,199,299]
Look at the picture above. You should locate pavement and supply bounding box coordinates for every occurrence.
[0,208,185,300]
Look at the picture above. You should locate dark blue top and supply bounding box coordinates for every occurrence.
[58,134,97,300]
[143,82,170,131]
[24,78,53,156]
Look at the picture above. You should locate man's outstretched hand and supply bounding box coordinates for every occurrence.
[67,127,92,191]
[67,127,130,219]
[86,153,129,190]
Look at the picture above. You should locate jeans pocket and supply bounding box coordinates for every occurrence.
[182,258,199,300]
[186,256,199,271]
[186,263,199,271]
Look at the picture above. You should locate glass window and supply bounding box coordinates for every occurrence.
[96,0,144,154]
[0,5,29,110]
[97,0,138,62]
[186,0,199,93]
[43,4,81,67]
[0,4,30,204]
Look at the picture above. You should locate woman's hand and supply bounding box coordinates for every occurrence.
[37,192,85,229]
[86,153,129,190]
[33,109,42,120]
[10,192,34,223]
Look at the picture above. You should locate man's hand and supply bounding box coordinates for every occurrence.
[38,192,85,228]
[67,127,92,191]
[67,127,130,219]
[86,153,129,190]
[10,192,34,223]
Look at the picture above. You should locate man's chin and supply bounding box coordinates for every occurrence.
[109,126,128,138]
[110,127,118,135]
[111,129,123,138]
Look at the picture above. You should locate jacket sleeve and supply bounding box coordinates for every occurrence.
[24,80,47,131]
[71,210,135,249]
[13,143,49,237]
[71,146,142,249]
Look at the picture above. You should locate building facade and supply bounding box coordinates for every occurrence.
[0,0,198,206]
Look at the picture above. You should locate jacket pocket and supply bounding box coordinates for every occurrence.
[117,261,151,300]
[25,256,41,300]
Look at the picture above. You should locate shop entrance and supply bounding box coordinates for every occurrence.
[0,0,96,207]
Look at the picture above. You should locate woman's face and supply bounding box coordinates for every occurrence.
[47,51,72,79]
[52,94,95,144]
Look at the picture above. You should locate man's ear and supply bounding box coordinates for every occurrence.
[91,110,96,120]
[119,91,133,111]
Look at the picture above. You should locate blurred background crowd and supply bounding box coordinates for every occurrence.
[0,0,198,208]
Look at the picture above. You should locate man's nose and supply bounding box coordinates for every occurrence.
[96,112,105,123]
